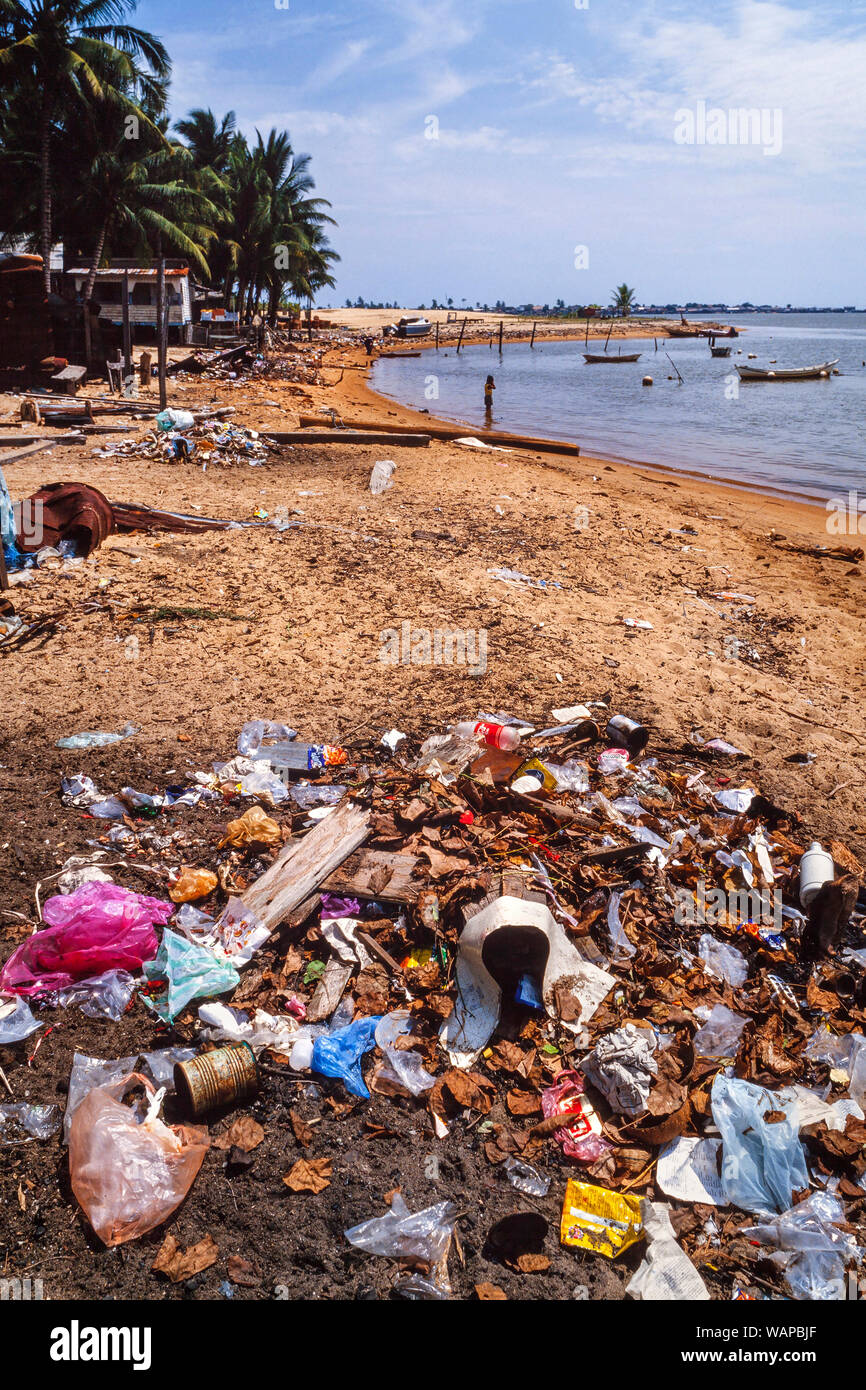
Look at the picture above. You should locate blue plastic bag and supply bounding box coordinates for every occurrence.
[143,931,239,1022]
[312,1015,382,1098]
[711,1074,809,1214]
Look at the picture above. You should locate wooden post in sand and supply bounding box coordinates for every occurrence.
[435,321,439,350]
[456,317,467,353]
[139,351,152,388]
[498,319,504,353]
[122,270,132,381]
[156,256,167,410]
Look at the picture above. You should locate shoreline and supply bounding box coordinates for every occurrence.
[322,342,831,533]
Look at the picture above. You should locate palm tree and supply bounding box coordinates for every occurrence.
[76,114,219,301]
[174,107,236,176]
[0,0,169,290]
[610,283,636,318]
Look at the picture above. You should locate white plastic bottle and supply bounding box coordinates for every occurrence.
[799,842,835,908]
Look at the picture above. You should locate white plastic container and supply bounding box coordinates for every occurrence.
[799,842,835,908]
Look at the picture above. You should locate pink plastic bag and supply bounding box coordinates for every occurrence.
[541,1069,612,1162]
[69,1072,209,1247]
[0,883,170,996]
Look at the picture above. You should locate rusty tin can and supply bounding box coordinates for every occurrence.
[174,1043,259,1118]
[605,715,649,758]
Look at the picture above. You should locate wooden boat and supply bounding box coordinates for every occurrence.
[735,359,838,381]
[710,344,732,357]
[583,351,642,363]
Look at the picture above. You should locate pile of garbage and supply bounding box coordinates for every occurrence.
[2,705,866,1300]
[91,410,273,468]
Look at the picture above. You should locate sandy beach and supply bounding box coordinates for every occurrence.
[2,327,863,865]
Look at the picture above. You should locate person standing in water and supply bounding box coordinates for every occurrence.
[484,374,496,415]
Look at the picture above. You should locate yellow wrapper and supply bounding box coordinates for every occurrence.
[560,1180,644,1259]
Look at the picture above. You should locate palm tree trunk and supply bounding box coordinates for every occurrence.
[39,98,53,295]
[82,218,109,304]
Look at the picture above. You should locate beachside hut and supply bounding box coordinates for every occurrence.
[65,260,193,342]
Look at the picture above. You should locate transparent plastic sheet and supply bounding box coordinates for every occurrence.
[692,1003,748,1058]
[344,1193,457,1299]
[0,883,170,996]
[550,760,590,794]
[0,993,43,1043]
[237,720,298,756]
[581,1024,658,1115]
[504,1156,550,1197]
[64,1048,196,1142]
[46,968,136,1021]
[741,1192,861,1300]
[711,1074,809,1213]
[68,1073,209,1247]
[373,1011,436,1096]
[311,1014,382,1098]
[55,724,138,750]
[804,1026,866,1107]
[142,931,240,1022]
[606,889,636,961]
[698,933,748,988]
[0,1102,62,1146]
[214,755,290,805]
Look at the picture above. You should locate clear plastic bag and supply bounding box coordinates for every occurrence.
[741,1192,860,1300]
[698,933,748,987]
[0,993,43,1043]
[711,1074,809,1213]
[237,720,298,757]
[0,1102,62,1146]
[804,1027,866,1106]
[344,1193,457,1298]
[47,968,136,1021]
[0,883,170,996]
[373,1011,436,1096]
[692,1003,748,1058]
[68,1073,209,1246]
[312,1014,382,1098]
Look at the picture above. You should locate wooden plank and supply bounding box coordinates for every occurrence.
[240,797,371,932]
[320,847,421,903]
[262,430,430,448]
[0,440,61,465]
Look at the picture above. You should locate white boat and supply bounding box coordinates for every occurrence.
[735,359,838,381]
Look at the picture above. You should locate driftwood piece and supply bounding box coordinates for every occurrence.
[240,797,370,933]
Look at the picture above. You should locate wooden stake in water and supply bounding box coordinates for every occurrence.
[665,351,684,383]
[498,319,504,353]
[530,320,537,348]
[456,316,467,353]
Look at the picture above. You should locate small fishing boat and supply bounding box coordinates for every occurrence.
[710,344,732,357]
[735,359,838,381]
[583,352,642,363]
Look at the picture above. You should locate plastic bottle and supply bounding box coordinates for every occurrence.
[454,720,521,751]
[799,842,834,908]
[266,743,347,772]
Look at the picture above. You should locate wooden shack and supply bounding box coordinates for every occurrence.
[0,253,52,369]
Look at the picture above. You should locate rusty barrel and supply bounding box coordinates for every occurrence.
[174,1043,259,1117]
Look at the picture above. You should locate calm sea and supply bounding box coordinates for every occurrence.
[371,313,866,503]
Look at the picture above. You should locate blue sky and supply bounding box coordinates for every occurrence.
[140,0,866,306]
